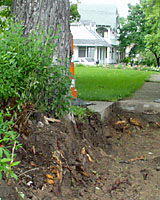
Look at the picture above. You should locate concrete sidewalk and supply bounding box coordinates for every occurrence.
[87,73,160,121]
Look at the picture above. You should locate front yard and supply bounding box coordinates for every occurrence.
[74,65,154,101]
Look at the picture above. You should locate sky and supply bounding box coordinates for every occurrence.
[71,0,140,17]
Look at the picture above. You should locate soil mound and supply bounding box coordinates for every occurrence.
[1,110,160,200]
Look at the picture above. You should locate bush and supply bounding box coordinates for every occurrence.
[0,20,71,116]
[0,20,71,179]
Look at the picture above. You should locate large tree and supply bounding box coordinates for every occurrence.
[119,4,146,60]
[141,0,160,67]
[119,1,160,66]
[11,0,71,66]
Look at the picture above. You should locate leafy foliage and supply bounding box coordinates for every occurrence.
[119,4,146,58]
[0,20,72,179]
[70,1,81,23]
[119,1,160,67]
[0,20,71,116]
[0,0,11,33]
[141,0,160,66]
[72,106,93,122]
[0,110,21,180]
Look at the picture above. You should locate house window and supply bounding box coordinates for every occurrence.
[96,28,104,38]
[78,47,86,57]
[104,30,108,38]
[87,47,95,58]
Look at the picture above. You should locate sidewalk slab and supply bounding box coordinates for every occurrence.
[116,100,160,122]
[149,74,160,82]
[88,101,115,121]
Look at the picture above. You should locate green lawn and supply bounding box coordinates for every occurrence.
[74,66,154,101]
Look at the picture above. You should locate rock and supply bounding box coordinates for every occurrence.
[37,121,44,128]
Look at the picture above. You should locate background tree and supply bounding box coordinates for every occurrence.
[0,0,11,32]
[70,1,81,23]
[141,0,160,66]
[119,4,146,62]
[119,1,160,66]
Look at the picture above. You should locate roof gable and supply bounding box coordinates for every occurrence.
[70,23,111,47]
[78,4,119,29]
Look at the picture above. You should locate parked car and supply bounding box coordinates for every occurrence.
[74,57,96,66]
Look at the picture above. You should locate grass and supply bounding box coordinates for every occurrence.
[74,66,155,101]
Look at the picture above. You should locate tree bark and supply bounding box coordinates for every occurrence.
[153,52,160,67]
[11,0,71,66]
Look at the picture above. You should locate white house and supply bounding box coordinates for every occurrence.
[71,4,120,64]
[71,21,111,64]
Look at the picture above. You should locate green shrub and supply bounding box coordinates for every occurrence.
[72,106,93,122]
[0,20,71,116]
[0,20,71,179]
[0,110,21,180]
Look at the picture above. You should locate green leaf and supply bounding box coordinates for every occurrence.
[3,149,11,159]
[0,148,3,158]
[0,158,11,163]
[9,161,20,167]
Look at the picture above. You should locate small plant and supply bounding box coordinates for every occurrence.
[72,106,93,122]
[0,110,21,180]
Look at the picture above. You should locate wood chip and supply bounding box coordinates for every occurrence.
[45,174,54,180]
[44,116,60,124]
[80,147,86,155]
[129,156,145,162]
[86,153,94,162]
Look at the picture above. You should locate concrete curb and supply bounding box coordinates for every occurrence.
[88,100,160,122]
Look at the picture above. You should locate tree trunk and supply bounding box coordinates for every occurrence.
[11,0,71,66]
[154,52,160,67]
[156,57,160,67]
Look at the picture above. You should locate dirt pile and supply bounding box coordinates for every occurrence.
[1,110,160,200]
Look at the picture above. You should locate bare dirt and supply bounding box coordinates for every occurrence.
[1,109,160,200]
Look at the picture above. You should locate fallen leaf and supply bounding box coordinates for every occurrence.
[46,179,54,185]
[32,146,36,154]
[80,147,86,155]
[155,122,160,127]
[30,161,36,167]
[130,156,145,162]
[113,120,127,131]
[125,130,131,135]
[129,118,141,127]
[86,154,94,162]
[44,116,49,125]
[80,171,90,178]
[45,174,54,180]
[114,120,127,125]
